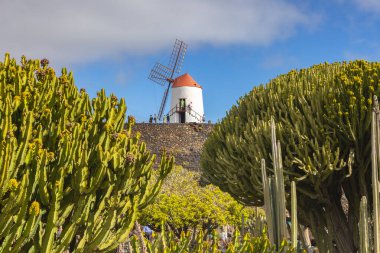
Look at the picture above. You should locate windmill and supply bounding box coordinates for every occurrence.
[148,39,187,120]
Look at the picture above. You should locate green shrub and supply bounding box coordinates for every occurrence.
[139,166,257,237]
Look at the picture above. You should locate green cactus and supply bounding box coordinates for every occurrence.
[371,95,380,253]
[261,119,286,248]
[290,181,298,251]
[201,60,380,252]
[260,119,297,251]
[249,212,266,238]
[359,94,380,253]
[128,226,296,253]
[359,196,369,253]
[0,54,173,252]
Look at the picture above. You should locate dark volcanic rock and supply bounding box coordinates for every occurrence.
[132,123,214,170]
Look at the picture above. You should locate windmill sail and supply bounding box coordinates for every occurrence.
[168,39,187,74]
[148,62,172,86]
[158,85,171,120]
[148,39,187,120]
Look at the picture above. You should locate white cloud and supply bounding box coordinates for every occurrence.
[0,0,316,64]
[353,0,380,12]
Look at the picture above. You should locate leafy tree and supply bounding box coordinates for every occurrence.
[139,166,255,237]
[0,54,173,252]
[201,61,380,252]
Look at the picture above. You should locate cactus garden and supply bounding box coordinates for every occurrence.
[0,54,299,253]
[3,52,380,253]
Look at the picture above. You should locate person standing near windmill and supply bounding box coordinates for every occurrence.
[180,99,186,111]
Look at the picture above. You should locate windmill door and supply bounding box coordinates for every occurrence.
[179,98,186,123]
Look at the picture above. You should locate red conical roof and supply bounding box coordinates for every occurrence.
[172,73,202,89]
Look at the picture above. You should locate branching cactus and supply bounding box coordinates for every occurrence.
[201,60,380,252]
[0,54,173,252]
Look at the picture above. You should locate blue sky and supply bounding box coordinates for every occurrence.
[1,0,380,123]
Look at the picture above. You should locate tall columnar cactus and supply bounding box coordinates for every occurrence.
[201,60,380,252]
[0,54,173,252]
[359,196,369,253]
[359,94,380,253]
[260,119,287,249]
[371,95,380,253]
[260,119,297,251]
[290,181,297,250]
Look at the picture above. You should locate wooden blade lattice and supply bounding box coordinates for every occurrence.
[148,39,188,120]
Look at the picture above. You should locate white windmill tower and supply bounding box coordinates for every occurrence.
[168,73,204,123]
[148,40,205,123]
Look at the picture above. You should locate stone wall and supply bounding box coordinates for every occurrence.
[132,123,214,170]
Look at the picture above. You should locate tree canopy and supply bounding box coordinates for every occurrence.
[201,60,380,252]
